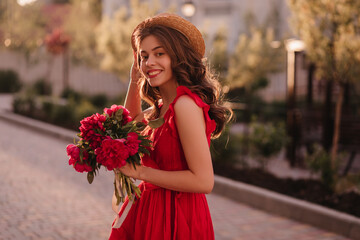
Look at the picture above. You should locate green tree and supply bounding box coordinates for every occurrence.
[228,0,285,93]
[96,0,159,80]
[227,28,283,91]
[63,0,101,66]
[209,26,229,88]
[288,0,360,169]
[0,1,46,60]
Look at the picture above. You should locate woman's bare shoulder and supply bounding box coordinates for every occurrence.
[174,95,203,123]
[174,95,201,113]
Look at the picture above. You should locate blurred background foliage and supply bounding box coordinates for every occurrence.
[96,0,160,79]
[0,1,46,61]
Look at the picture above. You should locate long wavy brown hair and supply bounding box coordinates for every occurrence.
[133,25,232,138]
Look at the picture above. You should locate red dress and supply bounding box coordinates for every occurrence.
[109,86,216,240]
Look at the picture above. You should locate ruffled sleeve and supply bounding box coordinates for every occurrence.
[166,86,216,142]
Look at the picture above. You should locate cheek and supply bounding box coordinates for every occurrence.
[165,58,173,72]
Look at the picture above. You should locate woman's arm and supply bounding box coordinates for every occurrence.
[124,52,142,120]
[119,95,214,194]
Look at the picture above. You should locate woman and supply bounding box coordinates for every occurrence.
[109,13,231,240]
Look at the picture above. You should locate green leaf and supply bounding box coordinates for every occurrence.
[138,135,146,140]
[125,121,135,128]
[141,139,152,147]
[131,154,141,162]
[148,118,164,129]
[95,128,104,135]
[87,172,94,184]
[115,108,124,121]
[139,147,150,155]
[131,161,137,170]
[136,121,146,130]
[79,149,84,163]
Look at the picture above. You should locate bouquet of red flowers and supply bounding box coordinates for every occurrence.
[66,105,151,204]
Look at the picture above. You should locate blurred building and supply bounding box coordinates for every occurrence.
[102,0,292,51]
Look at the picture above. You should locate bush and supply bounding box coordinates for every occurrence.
[12,84,127,131]
[246,119,288,169]
[32,78,52,95]
[74,100,98,121]
[305,144,340,189]
[41,99,55,117]
[335,173,360,194]
[90,94,108,108]
[211,126,244,167]
[13,94,35,116]
[51,102,76,127]
[0,70,22,93]
[262,100,287,121]
[61,88,83,102]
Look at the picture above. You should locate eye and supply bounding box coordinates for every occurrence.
[156,52,164,57]
[140,55,148,61]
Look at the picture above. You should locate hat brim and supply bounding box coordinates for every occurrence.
[131,13,205,57]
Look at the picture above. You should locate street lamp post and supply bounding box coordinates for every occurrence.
[181,1,196,21]
[285,39,305,166]
[17,0,37,6]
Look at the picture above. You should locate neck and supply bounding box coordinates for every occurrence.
[158,81,178,107]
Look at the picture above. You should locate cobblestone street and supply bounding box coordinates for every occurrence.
[0,117,350,240]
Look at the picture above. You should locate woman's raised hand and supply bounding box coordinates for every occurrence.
[130,51,142,84]
[125,51,143,121]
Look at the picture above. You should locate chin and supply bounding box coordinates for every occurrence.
[147,79,161,88]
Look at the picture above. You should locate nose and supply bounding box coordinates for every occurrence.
[146,54,155,67]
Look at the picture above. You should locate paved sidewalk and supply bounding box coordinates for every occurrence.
[0,100,351,239]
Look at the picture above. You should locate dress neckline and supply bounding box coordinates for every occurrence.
[149,86,193,128]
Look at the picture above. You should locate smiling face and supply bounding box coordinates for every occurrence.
[139,35,176,89]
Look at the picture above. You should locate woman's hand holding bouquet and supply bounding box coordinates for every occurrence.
[66,105,151,205]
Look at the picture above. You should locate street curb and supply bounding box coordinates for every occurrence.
[213,175,360,239]
[0,111,78,142]
[0,111,359,239]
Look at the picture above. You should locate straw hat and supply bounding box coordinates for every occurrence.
[131,13,205,57]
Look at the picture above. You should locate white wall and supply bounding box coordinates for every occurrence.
[0,50,127,98]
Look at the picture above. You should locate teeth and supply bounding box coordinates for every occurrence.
[148,70,161,76]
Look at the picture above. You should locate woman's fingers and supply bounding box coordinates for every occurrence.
[131,51,141,82]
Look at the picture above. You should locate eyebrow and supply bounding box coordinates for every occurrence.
[140,46,163,54]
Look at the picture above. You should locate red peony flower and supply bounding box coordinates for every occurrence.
[95,137,129,171]
[66,104,150,203]
[66,144,79,160]
[66,144,92,173]
[104,105,132,124]
[126,132,141,156]
[73,163,92,173]
[79,113,106,149]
